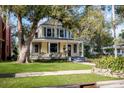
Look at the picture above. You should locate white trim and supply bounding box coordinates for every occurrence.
[32,39,81,43]
[48,42,50,53]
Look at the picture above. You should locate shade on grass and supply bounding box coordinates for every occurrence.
[0,74,121,88]
[0,62,92,73]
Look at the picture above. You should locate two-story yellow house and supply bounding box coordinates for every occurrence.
[30,18,84,60]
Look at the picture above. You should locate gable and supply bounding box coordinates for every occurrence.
[41,18,62,26]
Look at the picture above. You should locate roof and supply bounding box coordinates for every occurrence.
[39,18,62,26]
[102,45,124,49]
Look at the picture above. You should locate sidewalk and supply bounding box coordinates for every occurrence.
[77,62,96,66]
[42,80,124,88]
[0,70,92,78]
[97,80,124,88]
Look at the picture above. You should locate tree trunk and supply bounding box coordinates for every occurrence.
[18,42,30,63]
[17,18,37,63]
[17,14,27,63]
[17,14,23,53]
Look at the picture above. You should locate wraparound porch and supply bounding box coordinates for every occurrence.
[30,39,84,60]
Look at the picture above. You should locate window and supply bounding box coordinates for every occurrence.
[44,27,46,37]
[71,32,74,38]
[68,31,70,38]
[47,28,51,37]
[57,28,59,37]
[74,44,77,53]
[50,43,57,52]
[117,49,120,53]
[52,28,54,37]
[60,29,64,37]
[65,30,66,38]
[35,32,38,38]
[122,50,124,53]
[34,44,38,53]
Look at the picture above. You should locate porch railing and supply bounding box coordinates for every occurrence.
[30,52,67,60]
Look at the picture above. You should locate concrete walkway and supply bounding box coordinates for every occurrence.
[0,70,92,78]
[77,62,96,66]
[15,70,91,78]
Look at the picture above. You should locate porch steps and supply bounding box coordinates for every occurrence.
[68,57,85,62]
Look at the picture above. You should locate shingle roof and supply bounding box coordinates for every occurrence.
[39,17,62,26]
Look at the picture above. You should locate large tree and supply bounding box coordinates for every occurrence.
[77,6,113,54]
[3,5,77,63]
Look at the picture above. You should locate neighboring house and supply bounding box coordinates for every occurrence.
[102,44,124,56]
[0,16,11,60]
[30,18,84,60]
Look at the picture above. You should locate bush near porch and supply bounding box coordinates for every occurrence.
[95,56,124,73]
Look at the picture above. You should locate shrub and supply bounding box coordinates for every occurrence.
[96,56,124,72]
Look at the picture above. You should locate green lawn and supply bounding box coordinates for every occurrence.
[0,74,121,88]
[0,62,92,73]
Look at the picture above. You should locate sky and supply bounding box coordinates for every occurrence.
[101,5,123,37]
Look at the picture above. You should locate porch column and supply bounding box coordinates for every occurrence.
[66,42,68,57]
[81,41,84,57]
[48,42,50,54]
[77,43,80,56]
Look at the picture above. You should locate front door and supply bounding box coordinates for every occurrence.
[68,45,71,56]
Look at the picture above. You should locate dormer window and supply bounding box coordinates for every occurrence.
[57,28,59,37]
[71,32,74,38]
[47,28,52,37]
[52,28,54,37]
[68,31,70,38]
[65,30,67,38]
[44,27,46,37]
[60,29,64,38]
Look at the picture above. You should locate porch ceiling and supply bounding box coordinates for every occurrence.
[32,38,82,43]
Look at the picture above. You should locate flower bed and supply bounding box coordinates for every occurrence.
[92,67,124,78]
[92,56,124,78]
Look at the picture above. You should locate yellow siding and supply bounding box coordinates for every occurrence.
[60,42,66,53]
[39,41,80,57]
[41,42,48,53]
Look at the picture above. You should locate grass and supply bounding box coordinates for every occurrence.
[0,74,122,88]
[0,62,92,73]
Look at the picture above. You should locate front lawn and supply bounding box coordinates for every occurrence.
[0,62,92,73]
[0,74,121,88]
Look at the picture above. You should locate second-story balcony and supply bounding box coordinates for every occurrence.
[34,26,74,40]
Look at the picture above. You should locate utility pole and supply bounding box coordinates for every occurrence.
[112,5,117,58]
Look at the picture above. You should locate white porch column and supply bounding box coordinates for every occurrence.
[77,43,80,56]
[48,42,50,54]
[66,41,68,57]
[81,41,84,57]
